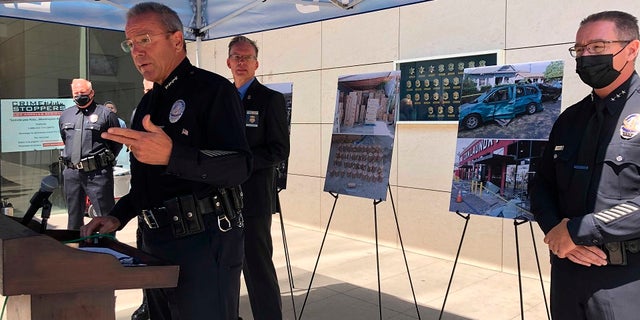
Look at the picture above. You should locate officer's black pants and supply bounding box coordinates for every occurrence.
[63,167,114,230]
[243,213,282,320]
[550,253,640,319]
[141,214,244,320]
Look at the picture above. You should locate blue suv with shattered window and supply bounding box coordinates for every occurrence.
[459,83,543,130]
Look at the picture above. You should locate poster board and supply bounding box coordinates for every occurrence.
[1,98,73,152]
[449,60,564,220]
[396,51,499,123]
[323,71,400,200]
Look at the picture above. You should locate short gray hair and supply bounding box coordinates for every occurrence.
[228,35,259,58]
[127,2,186,51]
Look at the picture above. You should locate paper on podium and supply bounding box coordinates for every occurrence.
[78,247,146,266]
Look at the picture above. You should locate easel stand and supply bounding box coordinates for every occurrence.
[439,213,550,320]
[298,185,421,320]
[276,189,297,319]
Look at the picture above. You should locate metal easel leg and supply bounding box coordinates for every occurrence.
[529,221,551,320]
[439,210,470,320]
[514,219,526,320]
[387,184,421,319]
[276,190,297,319]
[297,192,339,320]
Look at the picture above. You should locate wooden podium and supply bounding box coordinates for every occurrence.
[0,214,179,320]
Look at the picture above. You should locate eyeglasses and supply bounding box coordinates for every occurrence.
[120,32,172,53]
[228,54,256,62]
[568,40,632,57]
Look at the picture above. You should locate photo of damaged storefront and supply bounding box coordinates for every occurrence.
[450,138,546,220]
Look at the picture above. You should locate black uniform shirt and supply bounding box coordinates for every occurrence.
[110,58,252,226]
[532,72,640,245]
[59,101,122,162]
[240,78,290,216]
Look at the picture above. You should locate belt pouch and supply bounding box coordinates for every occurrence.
[97,152,108,167]
[85,157,97,171]
[179,195,204,236]
[163,197,186,237]
[626,239,640,253]
[218,188,237,220]
[164,196,205,238]
[606,242,627,265]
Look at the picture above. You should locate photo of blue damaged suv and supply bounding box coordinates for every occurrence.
[459,83,543,130]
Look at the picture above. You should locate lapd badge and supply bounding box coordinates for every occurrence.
[620,113,640,139]
[169,100,186,123]
[89,114,98,123]
[246,110,259,127]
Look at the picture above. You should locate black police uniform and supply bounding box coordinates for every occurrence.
[531,72,640,319]
[59,101,122,230]
[239,78,290,320]
[109,58,252,320]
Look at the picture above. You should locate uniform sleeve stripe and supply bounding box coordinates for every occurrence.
[609,208,628,215]
[596,216,613,223]
[200,150,238,158]
[594,203,639,224]
[618,203,639,211]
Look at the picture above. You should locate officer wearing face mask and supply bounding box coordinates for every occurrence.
[59,78,122,230]
[531,11,640,319]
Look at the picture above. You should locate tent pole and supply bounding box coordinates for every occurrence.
[195,36,202,68]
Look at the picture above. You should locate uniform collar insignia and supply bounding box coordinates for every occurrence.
[611,90,627,102]
[164,75,178,90]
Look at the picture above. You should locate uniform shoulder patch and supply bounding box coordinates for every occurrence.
[620,113,640,140]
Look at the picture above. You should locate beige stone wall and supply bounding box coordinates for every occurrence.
[189,0,640,278]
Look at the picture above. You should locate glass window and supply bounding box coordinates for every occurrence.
[0,18,142,224]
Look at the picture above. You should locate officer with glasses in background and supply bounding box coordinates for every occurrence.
[531,10,640,319]
[226,35,290,320]
[80,2,252,319]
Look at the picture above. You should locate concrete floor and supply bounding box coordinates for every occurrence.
[5,213,552,320]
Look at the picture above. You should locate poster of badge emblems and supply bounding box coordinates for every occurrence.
[323,71,399,200]
[265,82,293,190]
[449,60,564,220]
[396,52,498,122]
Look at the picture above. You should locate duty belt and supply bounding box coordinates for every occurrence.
[62,150,115,172]
[140,189,243,237]
[603,239,640,266]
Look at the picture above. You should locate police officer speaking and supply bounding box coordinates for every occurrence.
[531,10,640,319]
[80,2,252,319]
[59,78,122,230]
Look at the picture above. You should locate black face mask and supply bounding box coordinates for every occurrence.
[575,46,628,89]
[73,94,91,106]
